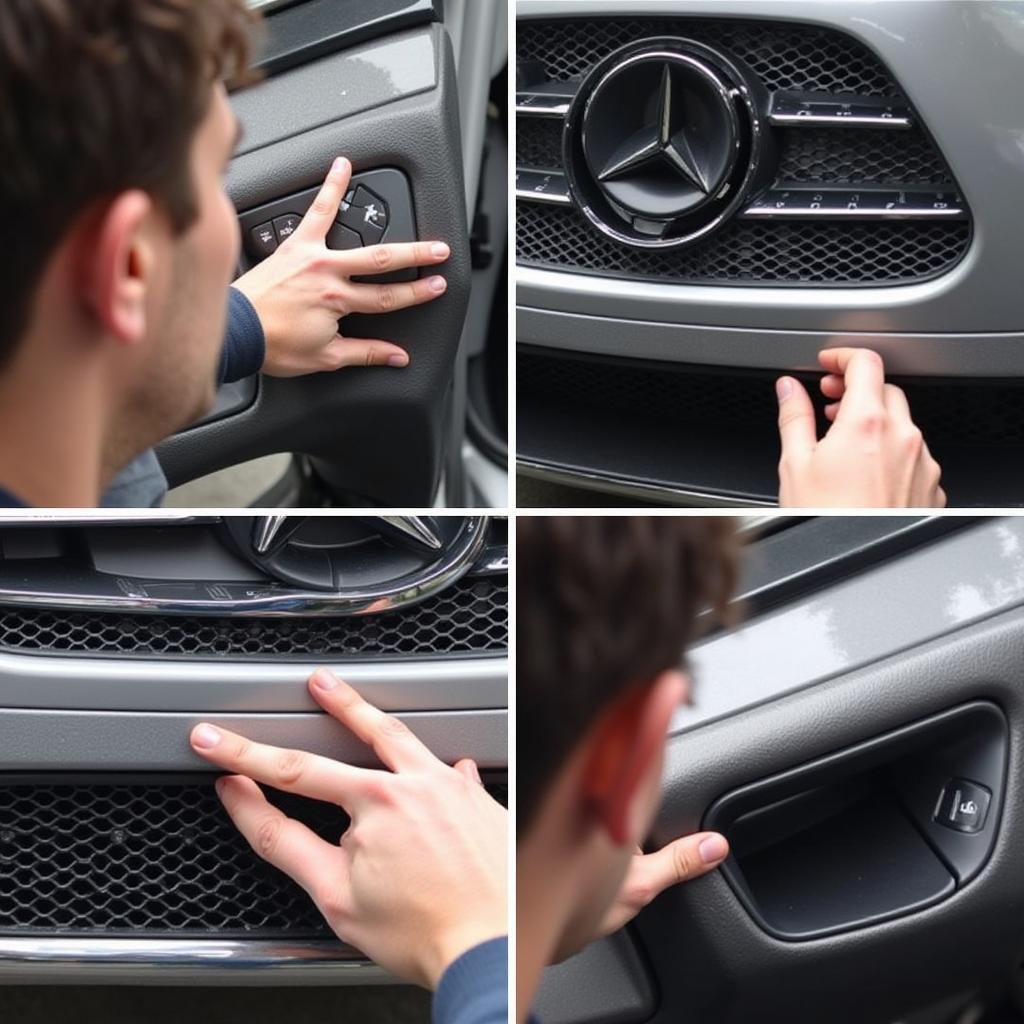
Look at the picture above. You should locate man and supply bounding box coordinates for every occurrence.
[188,667,508,1023]
[0,0,451,507]
[517,517,740,1021]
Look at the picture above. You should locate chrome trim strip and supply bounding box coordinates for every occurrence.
[517,458,773,508]
[767,92,913,129]
[515,168,572,205]
[768,110,912,128]
[0,652,508,712]
[0,937,375,971]
[0,518,490,618]
[515,96,571,117]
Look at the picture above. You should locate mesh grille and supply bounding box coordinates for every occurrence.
[515,122,954,187]
[516,117,564,171]
[519,351,1024,450]
[775,127,953,185]
[517,17,898,95]
[0,577,507,659]
[0,778,506,937]
[516,202,969,284]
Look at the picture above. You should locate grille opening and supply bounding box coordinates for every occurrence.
[518,349,1024,506]
[0,577,508,660]
[517,17,899,95]
[517,203,969,285]
[0,775,507,938]
[516,17,967,285]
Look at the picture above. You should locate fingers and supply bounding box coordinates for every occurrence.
[632,832,729,901]
[190,722,379,810]
[883,382,912,422]
[333,241,451,276]
[776,376,818,459]
[818,349,887,429]
[215,775,343,897]
[453,758,484,786]
[295,157,353,242]
[322,336,409,370]
[343,275,448,315]
[819,374,845,401]
[309,668,443,774]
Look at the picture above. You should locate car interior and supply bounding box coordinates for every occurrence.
[160,0,508,509]
[536,516,1024,1024]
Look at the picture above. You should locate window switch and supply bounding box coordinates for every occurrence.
[250,221,278,259]
[273,214,301,243]
[934,778,991,834]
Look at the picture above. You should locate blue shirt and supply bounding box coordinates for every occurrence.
[433,937,508,1024]
[0,287,267,508]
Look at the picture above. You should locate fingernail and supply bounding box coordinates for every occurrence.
[428,276,447,293]
[387,353,409,367]
[331,157,349,175]
[431,242,450,259]
[312,668,339,691]
[699,834,728,864]
[775,377,793,402]
[192,723,221,750]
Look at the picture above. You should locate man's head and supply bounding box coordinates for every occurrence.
[518,517,738,957]
[0,0,257,490]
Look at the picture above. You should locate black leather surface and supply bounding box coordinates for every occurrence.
[158,24,470,504]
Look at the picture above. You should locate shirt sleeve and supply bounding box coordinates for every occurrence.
[218,287,266,384]
[432,937,508,1024]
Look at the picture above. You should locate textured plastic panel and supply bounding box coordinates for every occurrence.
[0,776,505,938]
[0,577,508,660]
[518,350,1024,505]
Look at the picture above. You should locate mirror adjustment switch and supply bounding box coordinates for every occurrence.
[250,221,278,258]
[326,223,362,251]
[272,214,301,243]
[935,778,991,834]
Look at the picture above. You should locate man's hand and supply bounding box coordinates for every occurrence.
[776,347,945,508]
[233,157,452,377]
[593,833,729,941]
[189,668,507,989]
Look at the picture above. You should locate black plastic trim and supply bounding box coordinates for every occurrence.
[256,0,442,77]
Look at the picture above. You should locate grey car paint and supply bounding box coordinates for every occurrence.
[676,516,1024,733]
[516,0,1024,376]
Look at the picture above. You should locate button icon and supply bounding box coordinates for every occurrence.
[934,777,991,834]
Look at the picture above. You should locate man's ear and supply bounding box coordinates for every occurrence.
[582,670,687,847]
[78,190,155,346]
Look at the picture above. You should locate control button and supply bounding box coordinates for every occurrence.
[250,221,278,258]
[272,214,301,243]
[934,778,991,834]
[326,223,362,251]
[339,202,385,244]
[338,188,356,215]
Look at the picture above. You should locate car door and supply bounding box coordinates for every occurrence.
[157,0,505,507]
[535,516,1024,1023]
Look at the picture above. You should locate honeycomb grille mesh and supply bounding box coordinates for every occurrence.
[517,17,898,95]
[0,577,508,659]
[516,17,965,285]
[0,778,506,937]
[516,202,969,284]
[519,352,1024,450]
[775,127,953,185]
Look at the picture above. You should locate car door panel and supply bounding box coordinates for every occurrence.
[537,519,1024,1023]
[158,23,471,505]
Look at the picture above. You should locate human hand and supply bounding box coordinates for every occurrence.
[233,157,452,377]
[189,667,507,989]
[776,348,945,508]
[590,833,729,943]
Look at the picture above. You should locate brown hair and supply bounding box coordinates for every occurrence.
[0,0,260,365]
[517,517,740,834]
